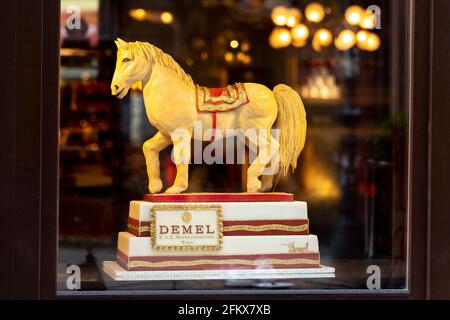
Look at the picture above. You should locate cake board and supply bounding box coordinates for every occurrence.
[103,261,335,281]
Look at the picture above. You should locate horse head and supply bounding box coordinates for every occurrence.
[111,38,149,99]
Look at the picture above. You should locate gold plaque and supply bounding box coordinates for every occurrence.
[150,204,223,252]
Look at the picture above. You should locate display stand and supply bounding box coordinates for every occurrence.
[103,261,335,281]
[103,193,335,281]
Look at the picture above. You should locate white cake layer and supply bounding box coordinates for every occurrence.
[129,201,308,222]
[118,232,319,257]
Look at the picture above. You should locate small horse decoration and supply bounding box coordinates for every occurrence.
[282,242,310,253]
[111,38,306,194]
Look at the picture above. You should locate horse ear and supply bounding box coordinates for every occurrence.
[115,38,128,49]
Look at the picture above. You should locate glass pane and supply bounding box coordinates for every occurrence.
[58,0,407,293]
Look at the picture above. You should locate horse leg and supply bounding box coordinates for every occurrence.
[246,130,279,193]
[165,131,191,194]
[260,169,274,192]
[261,150,283,191]
[142,131,172,193]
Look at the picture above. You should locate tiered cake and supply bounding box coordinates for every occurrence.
[104,193,334,280]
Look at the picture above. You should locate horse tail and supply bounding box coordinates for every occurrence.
[273,84,307,176]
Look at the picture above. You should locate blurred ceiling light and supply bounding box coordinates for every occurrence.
[230,40,239,49]
[365,32,381,51]
[359,12,377,29]
[242,54,252,64]
[344,5,364,26]
[357,29,369,42]
[268,29,280,49]
[160,11,174,24]
[315,28,332,46]
[224,52,234,63]
[312,28,332,52]
[200,51,209,61]
[277,28,292,47]
[311,36,321,52]
[291,24,309,42]
[271,5,288,26]
[237,52,246,61]
[129,8,147,21]
[335,29,356,51]
[286,17,296,28]
[356,31,380,51]
[267,4,381,53]
[269,27,292,49]
[286,8,301,27]
[186,58,194,67]
[241,41,251,52]
[305,3,325,23]
[292,39,307,48]
[356,30,369,48]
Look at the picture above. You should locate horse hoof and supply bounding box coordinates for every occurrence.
[259,184,272,192]
[149,179,163,194]
[247,181,261,193]
[260,175,274,192]
[165,185,187,194]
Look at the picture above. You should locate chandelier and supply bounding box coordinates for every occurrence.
[269,3,381,52]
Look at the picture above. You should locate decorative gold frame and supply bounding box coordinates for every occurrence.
[127,223,147,233]
[196,83,248,112]
[150,204,223,252]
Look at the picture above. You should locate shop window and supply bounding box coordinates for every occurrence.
[58,0,408,293]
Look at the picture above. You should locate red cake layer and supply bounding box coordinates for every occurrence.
[143,192,294,203]
[127,217,309,237]
[117,250,320,271]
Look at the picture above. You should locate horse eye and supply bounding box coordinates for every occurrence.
[122,58,131,63]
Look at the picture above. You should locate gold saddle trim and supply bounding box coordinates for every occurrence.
[196,83,249,112]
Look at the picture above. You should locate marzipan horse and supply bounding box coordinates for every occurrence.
[111,39,306,194]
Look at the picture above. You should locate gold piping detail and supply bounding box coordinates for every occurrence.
[126,258,320,268]
[223,224,308,233]
[127,223,149,233]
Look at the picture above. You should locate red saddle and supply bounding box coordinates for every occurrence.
[195,83,249,141]
[195,83,248,113]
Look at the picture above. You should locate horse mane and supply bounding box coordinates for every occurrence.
[128,41,195,89]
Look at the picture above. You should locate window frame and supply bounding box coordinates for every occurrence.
[0,0,448,299]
